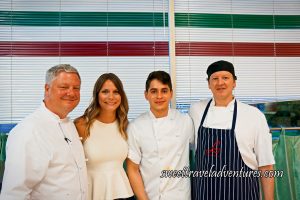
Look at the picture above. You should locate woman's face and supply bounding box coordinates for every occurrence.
[98,79,121,114]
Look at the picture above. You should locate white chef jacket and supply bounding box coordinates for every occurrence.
[127,109,194,200]
[0,103,88,200]
[189,98,275,170]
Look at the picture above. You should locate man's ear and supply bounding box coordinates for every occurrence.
[144,90,148,101]
[44,84,50,96]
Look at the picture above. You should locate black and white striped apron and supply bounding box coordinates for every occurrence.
[192,99,260,200]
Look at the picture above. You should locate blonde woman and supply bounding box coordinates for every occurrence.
[75,73,134,200]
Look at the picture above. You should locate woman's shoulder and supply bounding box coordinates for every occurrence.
[74,117,87,134]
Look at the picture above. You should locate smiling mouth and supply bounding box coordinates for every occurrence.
[63,98,78,101]
[105,102,117,105]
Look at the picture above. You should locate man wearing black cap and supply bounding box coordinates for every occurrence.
[189,60,275,200]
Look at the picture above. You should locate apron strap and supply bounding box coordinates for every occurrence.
[199,99,212,128]
[231,100,237,131]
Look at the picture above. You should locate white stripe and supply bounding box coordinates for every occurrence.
[175,0,300,15]
[224,128,227,199]
[2,0,300,14]
[233,132,236,167]
[255,177,259,199]
[274,0,300,15]
[219,131,223,200]
[0,56,169,123]
[198,127,204,199]
[2,27,299,43]
[250,176,253,200]
[245,174,248,199]
[229,129,232,200]
[175,28,300,43]
[240,154,243,200]
[176,56,300,104]
[2,0,168,12]
[208,128,212,200]
[214,130,217,200]
[4,0,300,14]
[0,26,169,42]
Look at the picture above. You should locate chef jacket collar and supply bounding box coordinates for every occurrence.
[148,108,176,121]
[40,101,70,123]
[211,97,236,112]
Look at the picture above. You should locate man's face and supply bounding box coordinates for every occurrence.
[44,72,81,118]
[145,79,173,118]
[208,71,236,104]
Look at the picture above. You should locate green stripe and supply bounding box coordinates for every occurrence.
[232,14,274,29]
[0,11,60,26]
[0,11,168,27]
[176,13,300,29]
[275,15,300,29]
[0,11,299,29]
[175,13,233,28]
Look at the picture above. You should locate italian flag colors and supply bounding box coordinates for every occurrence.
[0,11,299,56]
[0,0,299,123]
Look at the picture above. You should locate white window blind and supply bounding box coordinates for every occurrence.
[174,0,300,112]
[1,0,300,129]
[0,0,169,126]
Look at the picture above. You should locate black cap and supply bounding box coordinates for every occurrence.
[206,60,237,80]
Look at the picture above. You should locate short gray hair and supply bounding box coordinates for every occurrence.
[45,64,81,84]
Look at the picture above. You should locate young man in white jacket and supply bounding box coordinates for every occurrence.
[126,71,194,200]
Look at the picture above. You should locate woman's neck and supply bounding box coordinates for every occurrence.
[97,111,116,123]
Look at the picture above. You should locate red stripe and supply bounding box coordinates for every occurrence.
[176,42,300,57]
[1,41,299,57]
[176,42,234,56]
[0,42,169,56]
[276,43,300,57]
[234,42,274,56]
